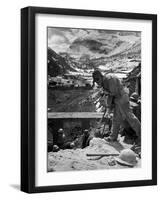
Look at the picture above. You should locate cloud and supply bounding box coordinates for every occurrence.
[48,28,72,52]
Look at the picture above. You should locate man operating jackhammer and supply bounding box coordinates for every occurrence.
[92,70,141,144]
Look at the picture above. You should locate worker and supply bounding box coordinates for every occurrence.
[92,70,141,144]
[81,129,92,148]
[56,128,66,149]
[56,128,75,150]
[130,92,141,121]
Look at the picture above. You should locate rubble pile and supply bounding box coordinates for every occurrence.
[48,138,141,172]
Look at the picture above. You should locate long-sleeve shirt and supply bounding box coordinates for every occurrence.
[102,75,125,98]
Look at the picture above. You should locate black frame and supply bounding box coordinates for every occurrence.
[21,6,157,193]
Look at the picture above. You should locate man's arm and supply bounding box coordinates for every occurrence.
[99,93,114,110]
[103,75,123,97]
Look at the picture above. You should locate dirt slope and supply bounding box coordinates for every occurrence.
[48,138,141,172]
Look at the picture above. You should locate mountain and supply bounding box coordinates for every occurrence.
[59,52,82,69]
[66,33,141,59]
[68,37,114,59]
[48,47,77,77]
[48,30,141,73]
[107,38,141,58]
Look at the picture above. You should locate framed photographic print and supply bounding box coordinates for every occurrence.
[21,6,157,193]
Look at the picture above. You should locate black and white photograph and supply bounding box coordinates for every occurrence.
[20,6,157,193]
[47,27,141,172]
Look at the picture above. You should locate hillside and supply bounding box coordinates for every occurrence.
[48,47,77,77]
[48,28,141,72]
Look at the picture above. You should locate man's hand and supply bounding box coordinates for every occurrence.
[99,95,108,108]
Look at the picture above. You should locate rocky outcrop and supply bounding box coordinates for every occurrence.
[48,47,77,77]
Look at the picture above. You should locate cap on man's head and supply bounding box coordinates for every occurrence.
[84,129,88,134]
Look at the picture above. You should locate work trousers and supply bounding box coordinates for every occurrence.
[110,93,141,140]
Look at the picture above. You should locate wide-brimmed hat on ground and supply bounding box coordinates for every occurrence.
[115,149,138,167]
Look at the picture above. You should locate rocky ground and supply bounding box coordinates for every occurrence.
[48,137,141,172]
